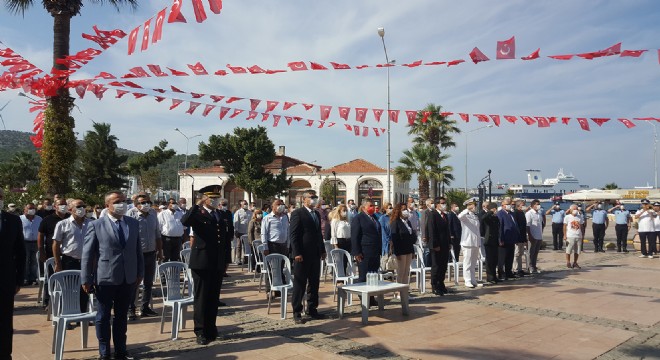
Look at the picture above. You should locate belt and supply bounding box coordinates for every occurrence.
[143,250,156,255]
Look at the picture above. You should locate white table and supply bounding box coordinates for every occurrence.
[337,281,409,325]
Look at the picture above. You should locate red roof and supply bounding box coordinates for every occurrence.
[178,166,225,175]
[285,164,318,174]
[319,159,386,174]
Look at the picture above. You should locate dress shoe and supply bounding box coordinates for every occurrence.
[369,297,378,307]
[293,313,304,324]
[114,352,135,360]
[465,283,475,289]
[217,301,227,307]
[140,307,158,317]
[305,311,327,320]
[98,356,111,360]
[516,271,526,277]
[128,310,138,321]
[432,289,444,296]
[196,335,210,345]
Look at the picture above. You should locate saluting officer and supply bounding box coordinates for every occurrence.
[181,186,229,346]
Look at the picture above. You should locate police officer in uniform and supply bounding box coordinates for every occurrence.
[546,202,565,250]
[609,203,631,252]
[586,202,609,252]
[181,186,228,345]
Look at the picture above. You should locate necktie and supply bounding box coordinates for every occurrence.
[117,219,126,248]
[213,210,221,222]
[311,211,318,226]
[441,212,446,221]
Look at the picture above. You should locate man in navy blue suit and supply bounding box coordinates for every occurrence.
[82,191,144,360]
[351,199,381,306]
[496,198,519,280]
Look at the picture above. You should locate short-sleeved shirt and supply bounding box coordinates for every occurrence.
[637,210,656,232]
[613,210,630,225]
[592,209,608,224]
[53,217,91,259]
[20,215,43,241]
[525,209,544,240]
[549,209,565,224]
[39,213,70,253]
[564,214,584,238]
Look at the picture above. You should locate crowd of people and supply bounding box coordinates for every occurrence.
[1,186,657,360]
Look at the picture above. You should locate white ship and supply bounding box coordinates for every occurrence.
[504,169,590,200]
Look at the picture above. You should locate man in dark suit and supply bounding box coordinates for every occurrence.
[427,198,451,295]
[448,203,462,262]
[496,198,519,280]
[181,187,228,345]
[419,198,434,266]
[0,188,26,360]
[82,191,144,360]
[290,192,326,324]
[351,199,381,306]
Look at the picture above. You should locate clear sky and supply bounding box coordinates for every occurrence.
[1,0,659,189]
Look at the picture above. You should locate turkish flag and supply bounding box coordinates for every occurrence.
[227,64,247,74]
[447,59,465,67]
[219,107,230,119]
[75,84,86,98]
[405,111,417,125]
[302,103,313,110]
[247,111,258,120]
[229,109,243,119]
[250,99,261,111]
[122,81,142,88]
[598,43,621,57]
[576,52,598,60]
[345,124,352,132]
[561,117,571,125]
[283,102,296,110]
[168,67,188,76]
[459,113,469,122]
[226,97,242,104]
[153,89,166,93]
[521,48,541,60]
[489,115,501,127]
[330,62,350,70]
[285,116,293,125]
[634,117,660,121]
[548,54,573,60]
[129,66,150,77]
[373,109,383,122]
[96,72,116,79]
[576,118,590,131]
[362,126,369,137]
[496,36,515,59]
[421,111,432,123]
[425,61,446,66]
[92,26,126,39]
[265,101,278,112]
[210,95,224,103]
[353,126,360,136]
[620,50,647,57]
[8,63,36,73]
[355,108,367,123]
[591,118,610,126]
[317,121,325,129]
[0,48,17,58]
[520,116,536,125]
[261,113,270,122]
[208,0,222,14]
[73,48,102,59]
[248,65,265,74]
[287,61,308,71]
[115,90,129,98]
[388,110,400,123]
[188,62,208,75]
[191,0,207,23]
[338,107,350,120]
[474,114,489,123]
[355,65,369,69]
[171,85,184,93]
[214,70,228,76]
[305,119,314,127]
[191,92,205,98]
[402,60,423,67]
[469,47,490,63]
[547,117,558,124]
[535,117,550,128]
[265,69,286,74]
[440,112,454,117]
[186,102,201,114]
[152,8,167,43]
[141,19,151,51]
[202,104,215,116]
[373,128,381,137]
[155,96,165,102]
[310,62,328,70]
[133,93,147,99]
[127,26,140,55]
[320,105,332,120]
[618,118,635,128]
[168,0,187,23]
[170,99,183,110]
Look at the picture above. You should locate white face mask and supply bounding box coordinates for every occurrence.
[27,209,36,216]
[402,210,410,218]
[57,205,68,214]
[350,204,357,210]
[74,208,85,218]
[321,204,328,210]
[113,203,127,216]
[277,204,286,213]
[86,212,93,218]
[572,210,578,216]
[171,204,179,211]
[597,205,602,209]
[140,204,151,212]
[505,205,512,211]
[209,199,221,208]
[534,205,541,211]
[386,208,392,215]
[179,204,187,210]
[341,211,347,217]
[439,204,447,211]
[44,205,53,211]
[452,207,458,213]
[620,205,625,210]
[309,198,318,207]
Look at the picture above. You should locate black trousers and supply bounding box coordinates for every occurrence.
[61,254,89,312]
[430,247,449,290]
[357,252,381,283]
[638,232,656,256]
[162,236,182,262]
[451,237,461,262]
[592,224,606,251]
[497,244,515,277]
[484,245,499,281]
[552,223,564,250]
[0,286,15,360]
[191,268,222,339]
[615,224,628,251]
[291,255,321,314]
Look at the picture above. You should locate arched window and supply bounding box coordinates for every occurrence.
[358,179,384,206]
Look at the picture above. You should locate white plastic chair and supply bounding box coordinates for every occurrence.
[43,257,56,320]
[410,244,432,293]
[180,248,191,267]
[182,241,191,250]
[158,262,194,340]
[252,240,265,282]
[48,270,96,360]
[264,254,294,319]
[36,251,46,305]
[448,247,463,285]
[240,235,253,272]
[477,245,485,282]
[330,248,359,303]
[321,240,336,283]
[256,245,268,292]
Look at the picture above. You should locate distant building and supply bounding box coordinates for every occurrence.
[178,146,409,208]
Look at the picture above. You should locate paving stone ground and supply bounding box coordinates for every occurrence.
[11,229,660,360]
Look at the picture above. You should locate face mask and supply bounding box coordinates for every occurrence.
[467,204,475,212]
[86,211,94,218]
[44,205,53,211]
[57,205,68,214]
[534,205,541,211]
[555,205,560,209]
[386,209,392,215]
[597,205,602,209]
[140,204,151,212]
[366,207,376,215]
[620,205,625,210]
[74,208,85,218]
[309,198,318,207]
[321,204,328,210]
[277,204,286,213]
[256,214,263,219]
[171,204,179,211]
[505,205,512,211]
[27,209,36,216]
[209,198,220,208]
[113,203,127,216]
[440,204,447,211]
[402,210,410,218]
[350,204,357,210]
[180,204,187,210]
[572,210,578,216]
[341,211,347,217]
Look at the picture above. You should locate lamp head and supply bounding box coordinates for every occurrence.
[377,27,385,38]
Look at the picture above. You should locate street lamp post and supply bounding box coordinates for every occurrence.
[174,128,201,170]
[464,124,493,193]
[332,171,337,206]
[647,122,658,189]
[377,27,394,204]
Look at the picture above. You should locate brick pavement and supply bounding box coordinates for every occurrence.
[11,241,660,360]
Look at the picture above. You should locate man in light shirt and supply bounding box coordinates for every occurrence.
[525,199,544,274]
[261,199,290,294]
[53,199,92,312]
[20,203,42,286]
[563,204,584,269]
[634,199,656,258]
[233,200,252,265]
[158,198,185,262]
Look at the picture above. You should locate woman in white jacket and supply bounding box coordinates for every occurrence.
[458,198,481,288]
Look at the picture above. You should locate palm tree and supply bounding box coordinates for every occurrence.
[603,182,619,190]
[408,104,461,197]
[5,0,138,194]
[394,144,445,201]
[11,151,40,186]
